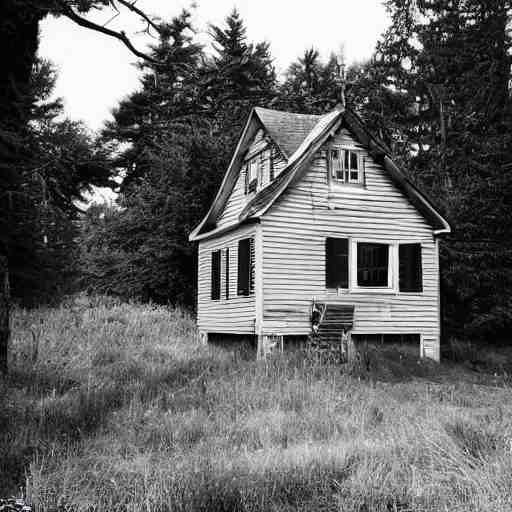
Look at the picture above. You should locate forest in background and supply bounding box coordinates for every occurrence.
[1,0,512,345]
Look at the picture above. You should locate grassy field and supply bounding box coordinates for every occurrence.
[1,296,512,511]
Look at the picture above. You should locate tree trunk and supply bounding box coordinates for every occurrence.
[1,4,43,356]
[0,253,10,375]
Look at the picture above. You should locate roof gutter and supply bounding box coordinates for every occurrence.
[189,218,259,242]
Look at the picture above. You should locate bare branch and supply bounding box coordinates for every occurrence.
[117,0,162,34]
[102,11,120,27]
[56,1,158,64]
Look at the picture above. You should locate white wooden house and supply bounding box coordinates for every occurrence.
[189,106,451,361]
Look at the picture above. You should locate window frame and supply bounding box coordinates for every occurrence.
[247,159,258,193]
[350,238,395,292]
[329,146,364,186]
[324,236,425,295]
[356,242,391,288]
[245,148,274,195]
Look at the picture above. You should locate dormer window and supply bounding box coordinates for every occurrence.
[245,149,272,194]
[247,159,258,193]
[330,147,363,185]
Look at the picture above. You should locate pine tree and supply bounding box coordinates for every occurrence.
[207,9,276,150]
[85,9,277,307]
[0,58,112,305]
[86,11,212,306]
[356,0,512,341]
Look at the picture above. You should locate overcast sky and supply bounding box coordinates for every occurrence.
[39,1,389,132]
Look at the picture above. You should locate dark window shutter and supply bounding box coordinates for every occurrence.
[269,148,275,181]
[249,237,255,293]
[325,238,349,288]
[211,250,221,300]
[225,248,229,299]
[238,238,250,295]
[399,243,423,292]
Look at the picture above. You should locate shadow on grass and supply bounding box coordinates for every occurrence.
[0,350,237,495]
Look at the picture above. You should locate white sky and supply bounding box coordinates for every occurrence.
[39,0,389,132]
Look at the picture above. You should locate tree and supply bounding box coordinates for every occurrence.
[279,48,339,113]
[83,11,209,305]
[207,9,277,150]
[83,9,277,307]
[355,0,512,341]
[0,0,161,374]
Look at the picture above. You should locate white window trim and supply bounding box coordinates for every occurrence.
[329,146,365,186]
[349,239,425,295]
[245,149,273,195]
[349,238,396,293]
[324,236,425,296]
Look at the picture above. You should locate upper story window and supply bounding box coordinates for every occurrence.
[247,159,258,193]
[245,149,272,194]
[330,147,364,185]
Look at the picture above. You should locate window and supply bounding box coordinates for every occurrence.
[225,248,230,299]
[399,243,423,292]
[330,147,362,184]
[325,238,349,288]
[246,159,258,193]
[357,242,389,287]
[260,150,271,188]
[237,237,255,295]
[211,250,221,300]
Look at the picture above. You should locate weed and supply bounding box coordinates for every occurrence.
[1,295,512,511]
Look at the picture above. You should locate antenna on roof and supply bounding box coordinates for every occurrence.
[335,47,346,110]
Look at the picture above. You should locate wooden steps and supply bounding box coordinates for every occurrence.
[308,303,354,362]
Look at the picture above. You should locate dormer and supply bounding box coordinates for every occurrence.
[242,129,274,195]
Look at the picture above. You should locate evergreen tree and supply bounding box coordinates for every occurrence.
[84,10,277,307]
[355,0,512,341]
[207,9,277,152]
[84,12,215,306]
[279,48,339,113]
[1,58,112,305]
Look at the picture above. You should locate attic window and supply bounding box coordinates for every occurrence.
[330,147,363,185]
[246,159,258,193]
[245,149,273,194]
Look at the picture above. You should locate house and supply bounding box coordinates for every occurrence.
[189,105,451,361]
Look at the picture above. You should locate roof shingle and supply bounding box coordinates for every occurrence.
[254,107,322,158]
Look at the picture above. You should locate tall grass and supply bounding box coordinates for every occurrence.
[2,295,511,511]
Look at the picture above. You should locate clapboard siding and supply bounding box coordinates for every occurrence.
[217,170,247,228]
[197,224,256,334]
[261,127,441,360]
[217,133,287,229]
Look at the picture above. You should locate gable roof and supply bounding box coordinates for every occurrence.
[189,106,451,241]
[254,107,322,158]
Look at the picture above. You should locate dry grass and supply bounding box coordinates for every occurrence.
[1,295,511,511]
